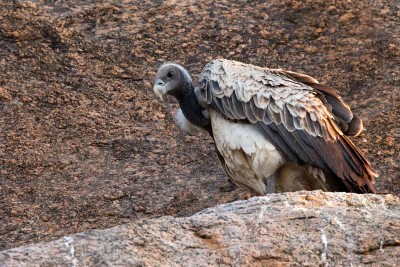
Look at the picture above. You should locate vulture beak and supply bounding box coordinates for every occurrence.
[153,79,166,101]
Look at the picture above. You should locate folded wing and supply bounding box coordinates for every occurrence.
[198,59,377,193]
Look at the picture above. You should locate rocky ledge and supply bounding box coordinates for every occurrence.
[1,191,399,266]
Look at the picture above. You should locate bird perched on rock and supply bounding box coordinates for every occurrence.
[153,59,377,195]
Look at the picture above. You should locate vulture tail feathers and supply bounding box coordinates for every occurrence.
[341,135,379,177]
[309,131,377,193]
[285,118,377,193]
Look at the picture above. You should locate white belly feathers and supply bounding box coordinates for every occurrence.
[210,109,286,195]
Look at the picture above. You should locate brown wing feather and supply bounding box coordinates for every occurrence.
[280,70,363,137]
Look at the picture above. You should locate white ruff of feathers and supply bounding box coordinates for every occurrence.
[175,108,204,135]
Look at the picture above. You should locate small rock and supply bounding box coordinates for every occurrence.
[385,136,395,147]
[104,190,126,201]
[339,12,356,23]
[304,45,318,53]
[0,87,12,101]
[375,135,383,144]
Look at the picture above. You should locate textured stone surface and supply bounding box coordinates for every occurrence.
[1,191,399,266]
[0,0,399,250]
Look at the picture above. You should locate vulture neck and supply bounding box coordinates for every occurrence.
[176,82,212,135]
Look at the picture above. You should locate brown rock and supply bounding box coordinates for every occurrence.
[0,87,12,101]
[339,12,356,23]
[0,191,399,266]
[385,136,395,147]
[304,45,318,53]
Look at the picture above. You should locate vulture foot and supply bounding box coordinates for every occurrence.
[265,174,277,194]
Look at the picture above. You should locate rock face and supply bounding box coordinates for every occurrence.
[1,191,399,266]
[0,0,399,251]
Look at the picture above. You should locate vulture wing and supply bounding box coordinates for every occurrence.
[197,59,377,193]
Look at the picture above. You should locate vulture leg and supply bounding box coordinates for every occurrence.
[265,174,277,194]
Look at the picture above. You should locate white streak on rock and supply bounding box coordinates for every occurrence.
[329,216,357,265]
[320,229,328,267]
[360,208,372,218]
[381,199,387,210]
[333,216,346,231]
[258,206,266,219]
[64,236,78,267]
[292,206,309,212]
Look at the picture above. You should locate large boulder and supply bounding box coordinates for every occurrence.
[1,191,399,266]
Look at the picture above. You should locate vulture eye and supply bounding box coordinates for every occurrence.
[167,70,175,78]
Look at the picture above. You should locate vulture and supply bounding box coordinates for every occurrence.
[153,59,377,195]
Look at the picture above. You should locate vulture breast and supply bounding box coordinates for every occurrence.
[210,109,286,195]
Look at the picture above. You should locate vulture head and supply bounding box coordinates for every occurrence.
[153,63,211,132]
[153,63,193,101]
